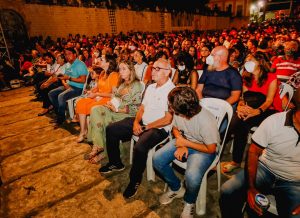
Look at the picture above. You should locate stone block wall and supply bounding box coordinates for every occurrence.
[0,0,233,39]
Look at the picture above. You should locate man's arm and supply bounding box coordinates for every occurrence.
[226,90,241,105]
[145,111,173,130]
[247,143,264,216]
[133,105,145,135]
[67,75,87,84]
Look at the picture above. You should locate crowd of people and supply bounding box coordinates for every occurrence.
[1,17,300,217]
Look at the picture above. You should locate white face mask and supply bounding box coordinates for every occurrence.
[94,52,99,57]
[244,61,256,73]
[206,55,214,66]
[178,65,185,71]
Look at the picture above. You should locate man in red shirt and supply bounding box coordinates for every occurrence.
[271,40,300,77]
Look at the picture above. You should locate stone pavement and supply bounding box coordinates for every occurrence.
[0,87,233,218]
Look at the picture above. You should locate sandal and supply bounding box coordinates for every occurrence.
[76,133,87,143]
[83,146,104,160]
[38,109,50,116]
[221,162,240,173]
[89,153,104,164]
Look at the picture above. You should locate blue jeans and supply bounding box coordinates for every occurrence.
[48,86,82,123]
[220,162,300,218]
[153,139,216,204]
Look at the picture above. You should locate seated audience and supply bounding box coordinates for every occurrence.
[38,53,67,116]
[220,88,300,218]
[48,48,88,127]
[271,40,300,78]
[86,60,143,164]
[222,52,282,173]
[75,54,119,142]
[133,50,148,82]
[99,58,174,199]
[196,46,242,106]
[153,86,220,218]
[172,52,198,90]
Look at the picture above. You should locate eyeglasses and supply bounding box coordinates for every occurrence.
[151,66,170,72]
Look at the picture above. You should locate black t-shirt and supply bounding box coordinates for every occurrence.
[198,66,242,100]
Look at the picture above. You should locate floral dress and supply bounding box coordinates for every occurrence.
[87,81,143,155]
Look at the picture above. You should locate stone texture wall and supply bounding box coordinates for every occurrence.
[0,0,232,39]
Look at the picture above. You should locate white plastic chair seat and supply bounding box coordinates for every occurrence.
[267,195,278,215]
[169,98,233,216]
[129,134,170,182]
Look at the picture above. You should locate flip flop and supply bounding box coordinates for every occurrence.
[83,147,104,160]
[89,153,105,164]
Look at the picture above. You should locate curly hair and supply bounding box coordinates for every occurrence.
[176,51,194,71]
[168,86,201,118]
[243,51,269,87]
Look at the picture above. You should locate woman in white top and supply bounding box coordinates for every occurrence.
[92,48,101,69]
[133,50,148,83]
[38,54,67,116]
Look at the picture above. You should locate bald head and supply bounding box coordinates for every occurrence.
[209,46,229,70]
[213,46,229,61]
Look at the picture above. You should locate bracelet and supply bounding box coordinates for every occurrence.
[69,76,72,81]
[258,108,263,114]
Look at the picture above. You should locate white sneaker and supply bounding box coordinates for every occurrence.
[159,185,185,205]
[180,202,195,218]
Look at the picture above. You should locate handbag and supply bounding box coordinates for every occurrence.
[243,91,266,109]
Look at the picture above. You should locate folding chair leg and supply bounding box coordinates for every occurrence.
[146,149,155,181]
[217,162,221,192]
[67,99,75,119]
[129,138,134,165]
[196,177,207,215]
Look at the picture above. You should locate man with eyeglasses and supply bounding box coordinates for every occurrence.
[99,58,175,199]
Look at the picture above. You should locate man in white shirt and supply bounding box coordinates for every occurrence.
[220,88,300,218]
[99,58,175,199]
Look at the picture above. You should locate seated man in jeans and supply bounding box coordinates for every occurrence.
[48,48,88,127]
[153,87,220,218]
[220,88,300,218]
[99,58,175,199]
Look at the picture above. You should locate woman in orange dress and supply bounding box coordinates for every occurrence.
[76,54,119,142]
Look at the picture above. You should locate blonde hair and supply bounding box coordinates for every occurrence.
[118,60,139,87]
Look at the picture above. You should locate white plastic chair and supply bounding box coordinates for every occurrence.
[267,195,278,215]
[66,72,90,119]
[170,98,233,215]
[129,134,170,181]
[279,82,294,111]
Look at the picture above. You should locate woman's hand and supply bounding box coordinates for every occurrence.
[104,102,117,112]
[174,146,188,161]
[242,105,261,121]
[87,92,97,99]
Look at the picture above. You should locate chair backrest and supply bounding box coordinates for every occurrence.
[279,82,294,111]
[200,98,233,155]
[81,71,91,95]
[170,68,176,80]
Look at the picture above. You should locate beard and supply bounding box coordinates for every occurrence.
[207,65,216,72]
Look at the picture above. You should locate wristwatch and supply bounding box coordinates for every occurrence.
[141,125,147,131]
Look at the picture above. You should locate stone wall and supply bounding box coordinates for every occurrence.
[0,0,233,39]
